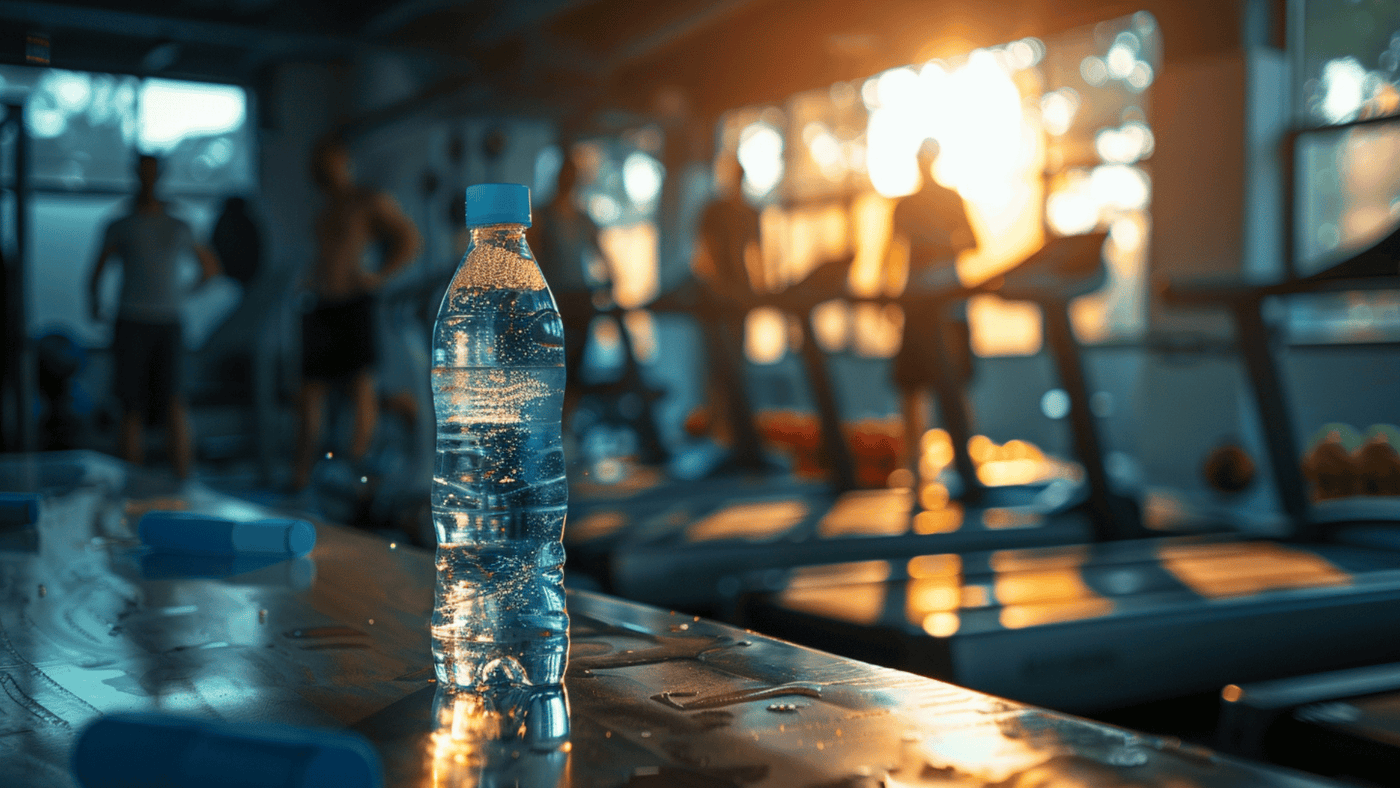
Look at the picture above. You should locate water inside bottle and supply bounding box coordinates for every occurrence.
[431,228,568,689]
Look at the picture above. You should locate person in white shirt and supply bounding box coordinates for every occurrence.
[88,155,221,478]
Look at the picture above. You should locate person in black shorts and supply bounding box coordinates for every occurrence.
[292,137,420,490]
[88,155,222,478]
[889,140,977,478]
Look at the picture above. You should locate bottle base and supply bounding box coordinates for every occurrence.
[433,636,568,690]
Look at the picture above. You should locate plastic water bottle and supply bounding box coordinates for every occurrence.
[431,183,568,689]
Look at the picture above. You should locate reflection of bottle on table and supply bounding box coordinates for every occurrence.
[431,184,568,689]
[429,685,569,785]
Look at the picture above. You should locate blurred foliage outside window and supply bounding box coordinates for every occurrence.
[1289,1,1400,343]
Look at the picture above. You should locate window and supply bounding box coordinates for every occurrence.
[1,66,254,345]
[712,12,1160,364]
[1288,2,1400,342]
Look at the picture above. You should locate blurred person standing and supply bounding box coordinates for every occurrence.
[890,140,977,478]
[529,153,608,422]
[689,149,767,468]
[88,154,222,478]
[292,136,421,490]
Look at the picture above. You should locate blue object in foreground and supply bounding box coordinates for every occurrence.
[0,492,40,526]
[138,511,316,557]
[72,713,382,788]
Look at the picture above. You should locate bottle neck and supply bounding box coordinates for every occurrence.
[468,224,532,258]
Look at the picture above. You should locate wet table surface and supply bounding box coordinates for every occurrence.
[0,451,1340,787]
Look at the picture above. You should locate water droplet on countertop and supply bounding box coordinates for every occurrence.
[1108,747,1149,767]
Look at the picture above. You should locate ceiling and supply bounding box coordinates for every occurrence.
[0,0,1242,127]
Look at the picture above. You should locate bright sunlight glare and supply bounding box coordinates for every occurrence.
[737,121,785,198]
[864,49,1033,208]
[139,78,245,152]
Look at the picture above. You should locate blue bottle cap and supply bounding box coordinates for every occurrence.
[72,713,383,788]
[0,492,40,526]
[138,512,317,557]
[465,183,531,228]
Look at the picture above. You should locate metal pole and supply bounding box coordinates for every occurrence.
[13,102,33,451]
[1233,296,1312,534]
[795,307,856,492]
[0,108,11,450]
[1281,129,1297,280]
[1041,297,1126,540]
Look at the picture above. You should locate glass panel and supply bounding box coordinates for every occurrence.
[138,78,253,194]
[0,66,252,195]
[710,12,1158,354]
[0,65,255,348]
[1300,1,1400,126]
[1294,120,1400,273]
[0,66,139,191]
[1288,2,1400,342]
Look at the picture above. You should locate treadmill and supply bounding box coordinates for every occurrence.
[576,245,1113,610]
[736,533,1400,714]
[731,115,1400,715]
[1163,111,1400,544]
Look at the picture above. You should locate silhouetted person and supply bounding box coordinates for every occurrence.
[88,154,222,478]
[890,140,977,478]
[697,152,763,303]
[529,154,608,421]
[211,196,262,286]
[292,136,421,490]
[690,150,767,467]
